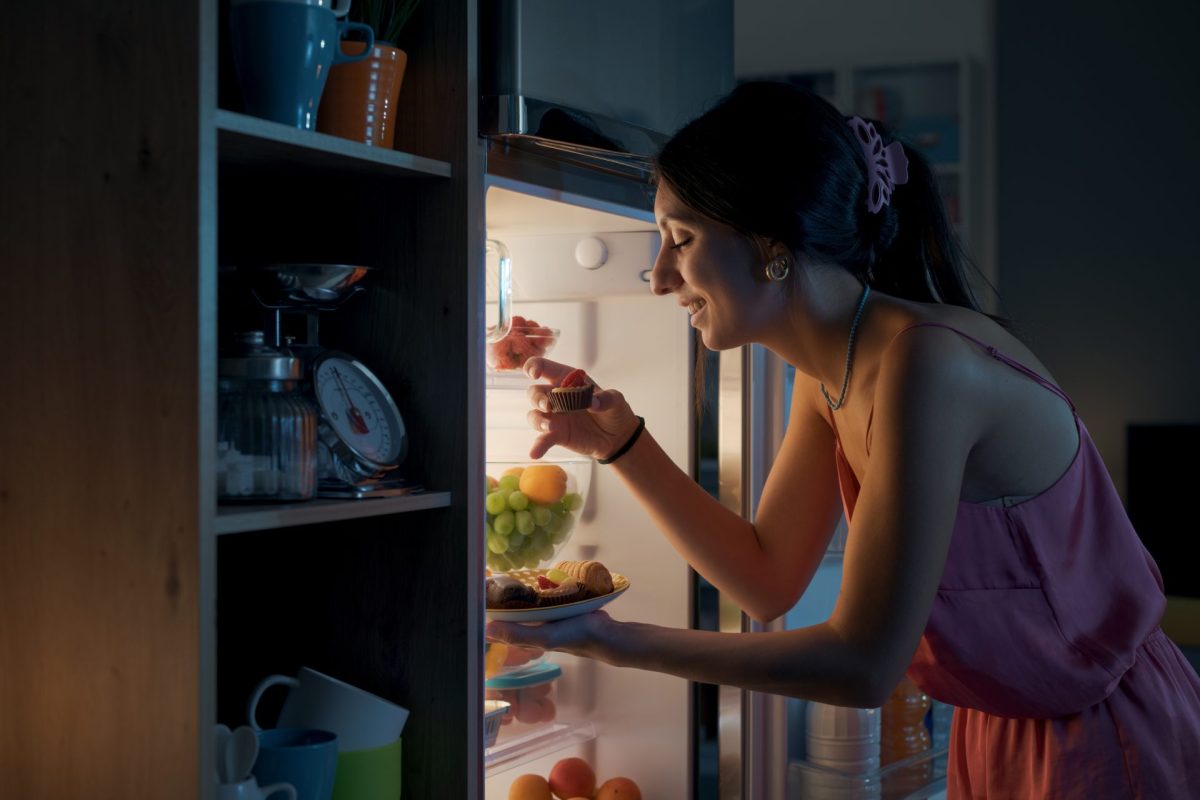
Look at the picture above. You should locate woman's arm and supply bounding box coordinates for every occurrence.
[604,374,842,622]
[525,358,842,622]
[494,333,981,704]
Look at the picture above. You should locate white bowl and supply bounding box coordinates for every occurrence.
[483,458,591,572]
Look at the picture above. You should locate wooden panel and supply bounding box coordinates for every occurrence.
[0,2,203,798]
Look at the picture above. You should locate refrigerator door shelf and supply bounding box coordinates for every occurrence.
[484,720,598,777]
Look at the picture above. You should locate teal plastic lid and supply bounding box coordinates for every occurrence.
[484,661,561,689]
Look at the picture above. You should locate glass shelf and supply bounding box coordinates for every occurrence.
[787,746,948,800]
[215,490,451,534]
[485,369,538,391]
[483,721,597,777]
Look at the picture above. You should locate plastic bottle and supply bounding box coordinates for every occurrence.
[880,677,932,797]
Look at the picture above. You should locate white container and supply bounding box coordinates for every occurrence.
[483,700,511,748]
[483,662,562,745]
[805,702,880,742]
[805,735,881,764]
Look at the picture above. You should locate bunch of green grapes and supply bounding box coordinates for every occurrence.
[484,472,583,572]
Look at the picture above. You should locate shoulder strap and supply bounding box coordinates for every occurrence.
[864,321,1077,455]
[886,322,1076,412]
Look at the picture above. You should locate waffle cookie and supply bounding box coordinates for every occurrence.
[553,559,614,597]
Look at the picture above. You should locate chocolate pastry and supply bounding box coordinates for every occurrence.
[486,574,538,609]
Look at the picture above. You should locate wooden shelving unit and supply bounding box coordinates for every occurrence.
[1,1,485,798]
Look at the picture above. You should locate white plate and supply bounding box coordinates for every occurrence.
[486,570,630,623]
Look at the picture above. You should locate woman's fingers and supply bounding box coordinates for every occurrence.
[526,409,562,459]
[591,388,619,413]
[527,382,550,413]
[529,431,557,460]
[524,357,570,384]
[486,620,549,648]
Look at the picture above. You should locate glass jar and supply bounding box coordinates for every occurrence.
[217,331,318,502]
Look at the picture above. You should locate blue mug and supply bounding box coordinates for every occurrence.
[253,728,339,800]
[230,0,374,129]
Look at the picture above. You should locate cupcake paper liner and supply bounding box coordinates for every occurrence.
[548,384,593,413]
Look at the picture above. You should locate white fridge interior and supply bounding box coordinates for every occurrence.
[483,181,697,797]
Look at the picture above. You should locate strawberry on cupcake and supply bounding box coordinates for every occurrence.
[548,368,594,413]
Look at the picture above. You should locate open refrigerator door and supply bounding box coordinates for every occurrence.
[481,179,696,797]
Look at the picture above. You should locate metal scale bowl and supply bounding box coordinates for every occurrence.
[238,264,418,499]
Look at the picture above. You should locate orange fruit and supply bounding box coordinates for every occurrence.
[508,773,552,800]
[596,777,642,800]
[519,465,568,506]
[484,642,509,679]
[548,757,595,800]
[487,475,499,491]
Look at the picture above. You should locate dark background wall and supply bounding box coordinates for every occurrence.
[995,0,1200,503]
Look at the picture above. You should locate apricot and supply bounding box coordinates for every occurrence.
[518,465,568,506]
[508,773,552,800]
[548,757,595,800]
[596,777,642,800]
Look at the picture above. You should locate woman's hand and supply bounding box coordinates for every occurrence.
[524,358,641,461]
[486,611,621,663]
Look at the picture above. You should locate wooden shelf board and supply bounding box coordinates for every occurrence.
[216,110,452,179]
[216,490,452,535]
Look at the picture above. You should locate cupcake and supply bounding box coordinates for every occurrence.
[549,368,594,413]
[553,559,614,598]
[486,575,538,609]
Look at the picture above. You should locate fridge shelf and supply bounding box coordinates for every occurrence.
[787,746,948,800]
[485,369,537,391]
[215,491,451,535]
[483,720,597,777]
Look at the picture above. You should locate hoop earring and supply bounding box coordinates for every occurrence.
[764,256,791,282]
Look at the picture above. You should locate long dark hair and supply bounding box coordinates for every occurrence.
[653,81,1002,409]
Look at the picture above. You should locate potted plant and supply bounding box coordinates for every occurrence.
[317,0,421,148]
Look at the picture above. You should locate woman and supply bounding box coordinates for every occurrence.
[486,82,1200,797]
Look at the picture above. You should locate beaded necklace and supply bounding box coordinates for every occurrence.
[820,284,872,411]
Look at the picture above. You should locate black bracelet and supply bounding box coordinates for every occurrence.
[598,416,645,465]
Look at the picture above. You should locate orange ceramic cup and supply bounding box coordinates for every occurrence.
[318,41,408,147]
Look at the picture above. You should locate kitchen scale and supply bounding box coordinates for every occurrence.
[240,263,418,499]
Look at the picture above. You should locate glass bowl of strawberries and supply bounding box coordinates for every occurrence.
[486,315,559,372]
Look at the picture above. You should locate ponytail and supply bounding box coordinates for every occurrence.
[864,130,1001,323]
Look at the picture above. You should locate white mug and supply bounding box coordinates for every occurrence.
[218,776,297,800]
[247,666,409,752]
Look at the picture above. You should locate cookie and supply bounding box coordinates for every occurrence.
[553,559,614,597]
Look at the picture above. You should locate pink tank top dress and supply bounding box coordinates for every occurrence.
[827,323,1200,799]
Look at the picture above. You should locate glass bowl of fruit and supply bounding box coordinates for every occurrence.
[486,315,559,373]
[483,458,590,573]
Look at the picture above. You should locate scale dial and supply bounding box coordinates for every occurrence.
[312,351,407,479]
